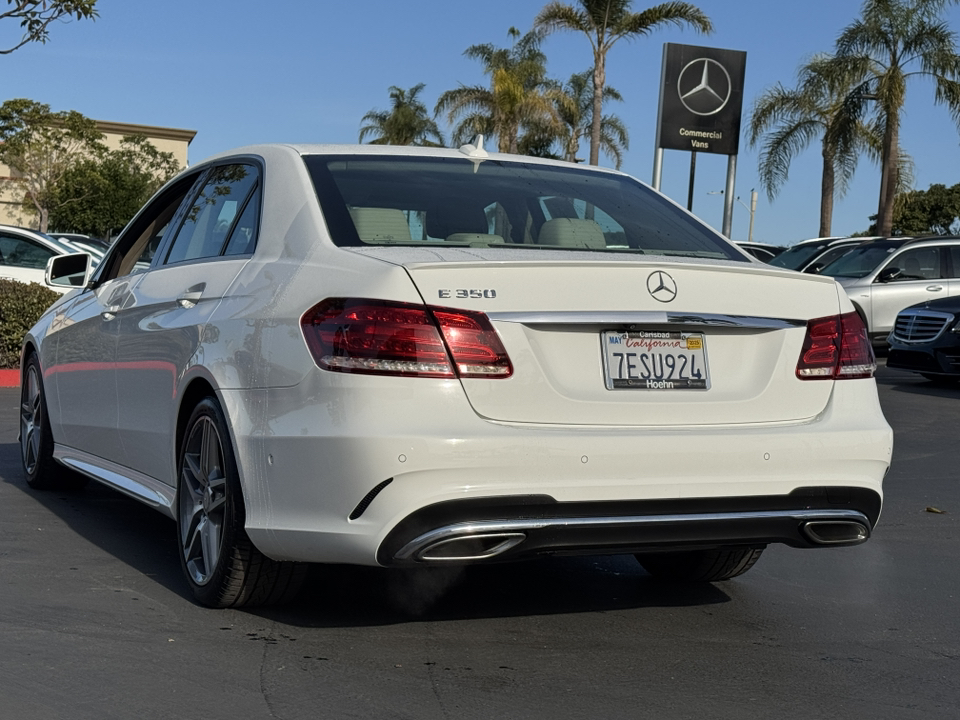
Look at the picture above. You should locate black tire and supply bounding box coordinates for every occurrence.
[635,547,764,582]
[176,397,305,608]
[20,352,88,491]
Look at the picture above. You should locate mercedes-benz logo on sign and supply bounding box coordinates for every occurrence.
[647,271,677,303]
[677,57,731,116]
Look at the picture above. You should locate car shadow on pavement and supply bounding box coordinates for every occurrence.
[254,558,732,628]
[877,366,960,398]
[1,438,732,625]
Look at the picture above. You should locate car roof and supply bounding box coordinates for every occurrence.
[203,142,629,177]
[0,223,63,244]
[853,235,960,250]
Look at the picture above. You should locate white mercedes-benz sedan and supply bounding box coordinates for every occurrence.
[20,143,893,608]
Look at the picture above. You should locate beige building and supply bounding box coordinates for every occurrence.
[0,118,196,229]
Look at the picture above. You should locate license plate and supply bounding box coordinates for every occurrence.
[602,330,710,390]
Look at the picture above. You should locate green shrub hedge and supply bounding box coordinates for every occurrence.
[0,279,60,369]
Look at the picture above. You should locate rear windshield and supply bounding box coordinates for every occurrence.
[303,155,746,261]
[820,242,905,278]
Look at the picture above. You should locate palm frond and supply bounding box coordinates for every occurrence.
[756,120,822,200]
[616,2,713,42]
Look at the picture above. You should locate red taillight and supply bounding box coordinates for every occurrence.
[432,309,513,378]
[301,299,512,379]
[796,311,875,380]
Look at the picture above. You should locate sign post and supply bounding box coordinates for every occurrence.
[653,43,747,236]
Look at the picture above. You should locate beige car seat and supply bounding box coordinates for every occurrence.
[538,218,606,249]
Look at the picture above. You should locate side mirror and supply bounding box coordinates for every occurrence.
[877,266,902,283]
[46,253,92,289]
[804,262,825,274]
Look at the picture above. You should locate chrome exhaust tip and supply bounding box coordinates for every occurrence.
[405,532,527,562]
[801,520,870,546]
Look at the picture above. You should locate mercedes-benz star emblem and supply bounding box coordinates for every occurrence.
[677,57,731,116]
[647,271,677,303]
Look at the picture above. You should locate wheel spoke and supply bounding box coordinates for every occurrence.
[180,481,204,544]
[183,451,204,490]
[185,515,207,581]
[200,514,221,574]
[206,474,226,513]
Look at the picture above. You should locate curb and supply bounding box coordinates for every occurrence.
[0,369,19,388]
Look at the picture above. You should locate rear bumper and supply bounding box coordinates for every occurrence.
[222,376,892,566]
[887,345,960,376]
[378,488,880,565]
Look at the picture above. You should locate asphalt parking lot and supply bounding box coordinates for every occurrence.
[1,364,958,720]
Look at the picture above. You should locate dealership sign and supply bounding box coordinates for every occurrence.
[656,43,747,156]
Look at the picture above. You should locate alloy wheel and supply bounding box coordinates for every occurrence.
[20,365,41,475]
[179,416,228,585]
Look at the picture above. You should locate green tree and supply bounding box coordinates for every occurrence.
[554,69,628,167]
[535,0,711,166]
[48,135,182,238]
[1,1,98,54]
[0,98,105,232]
[749,54,880,237]
[830,0,960,236]
[436,27,560,153]
[359,83,444,146]
[862,182,960,235]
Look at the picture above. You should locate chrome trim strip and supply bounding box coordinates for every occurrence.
[487,311,805,329]
[54,444,176,518]
[394,509,870,561]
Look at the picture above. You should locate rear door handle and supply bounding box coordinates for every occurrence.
[176,283,207,308]
[927,285,944,292]
[177,291,203,308]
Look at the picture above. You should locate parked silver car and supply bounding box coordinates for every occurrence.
[820,236,960,342]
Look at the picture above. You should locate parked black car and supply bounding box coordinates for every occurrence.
[768,236,867,274]
[887,296,960,382]
[734,241,786,263]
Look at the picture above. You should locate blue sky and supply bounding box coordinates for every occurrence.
[3,0,960,245]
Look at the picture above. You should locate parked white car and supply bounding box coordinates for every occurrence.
[0,224,85,293]
[20,143,893,608]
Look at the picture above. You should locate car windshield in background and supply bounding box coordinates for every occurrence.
[768,243,827,270]
[304,155,746,261]
[821,242,905,278]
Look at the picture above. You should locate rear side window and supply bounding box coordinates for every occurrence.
[223,185,261,256]
[165,164,259,265]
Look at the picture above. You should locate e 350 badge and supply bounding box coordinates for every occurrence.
[438,289,498,299]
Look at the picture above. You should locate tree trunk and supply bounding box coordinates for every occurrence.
[820,143,835,238]
[566,132,579,163]
[590,51,606,166]
[876,110,899,236]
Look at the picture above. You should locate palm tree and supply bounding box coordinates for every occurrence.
[749,54,877,237]
[830,0,960,236]
[435,28,561,153]
[555,70,629,167]
[535,0,712,166]
[359,84,444,147]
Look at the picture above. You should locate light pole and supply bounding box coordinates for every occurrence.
[708,188,758,242]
